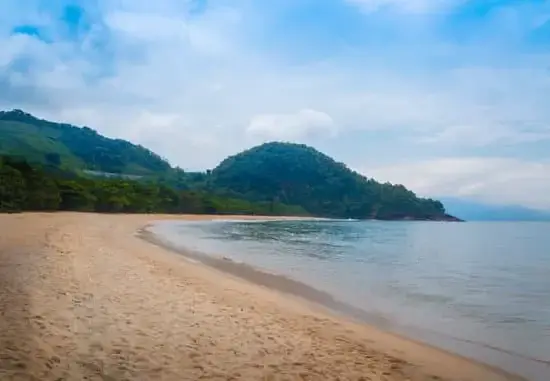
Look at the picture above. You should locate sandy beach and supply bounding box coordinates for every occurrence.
[0,213,523,381]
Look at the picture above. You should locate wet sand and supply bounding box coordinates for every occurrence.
[0,213,524,380]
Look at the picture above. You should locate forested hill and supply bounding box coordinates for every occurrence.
[212,142,459,221]
[0,110,459,220]
[0,109,171,175]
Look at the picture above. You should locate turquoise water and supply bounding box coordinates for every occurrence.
[150,219,550,381]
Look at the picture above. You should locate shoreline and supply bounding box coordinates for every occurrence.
[145,218,548,381]
[0,213,524,380]
[142,219,536,381]
[139,224,386,325]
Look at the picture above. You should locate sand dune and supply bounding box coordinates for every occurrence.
[0,213,523,380]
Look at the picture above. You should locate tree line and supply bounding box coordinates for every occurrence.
[0,155,308,216]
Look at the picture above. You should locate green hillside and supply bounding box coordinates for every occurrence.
[0,109,171,176]
[212,142,457,220]
[0,110,458,220]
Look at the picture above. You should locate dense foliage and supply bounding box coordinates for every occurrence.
[0,156,307,216]
[0,109,172,175]
[211,142,455,220]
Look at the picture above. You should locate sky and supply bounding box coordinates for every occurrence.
[1,0,550,210]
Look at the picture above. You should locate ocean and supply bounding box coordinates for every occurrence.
[148,219,550,381]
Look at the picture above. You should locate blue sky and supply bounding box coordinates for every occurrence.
[1,0,549,210]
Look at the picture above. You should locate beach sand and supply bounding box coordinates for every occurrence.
[0,213,523,381]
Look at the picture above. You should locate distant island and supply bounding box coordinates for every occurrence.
[440,197,550,222]
[0,109,460,221]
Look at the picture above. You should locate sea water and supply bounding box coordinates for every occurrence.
[149,219,550,381]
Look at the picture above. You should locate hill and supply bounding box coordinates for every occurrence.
[211,142,458,220]
[0,110,458,220]
[0,109,171,176]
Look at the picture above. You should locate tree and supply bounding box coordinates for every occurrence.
[58,181,96,211]
[0,164,25,212]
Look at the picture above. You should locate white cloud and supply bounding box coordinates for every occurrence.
[329,65,550,147]
[247,109,336,141]
[363,158,550,210]
[418,123,550,146]
[2,1,548,158]
[346,0,464,13]
[104,5,241,54]
[105,12,186,41]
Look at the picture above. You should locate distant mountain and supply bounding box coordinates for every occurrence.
[211,142,459,221]
[439,197,550,221]
[0,109,172,176]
